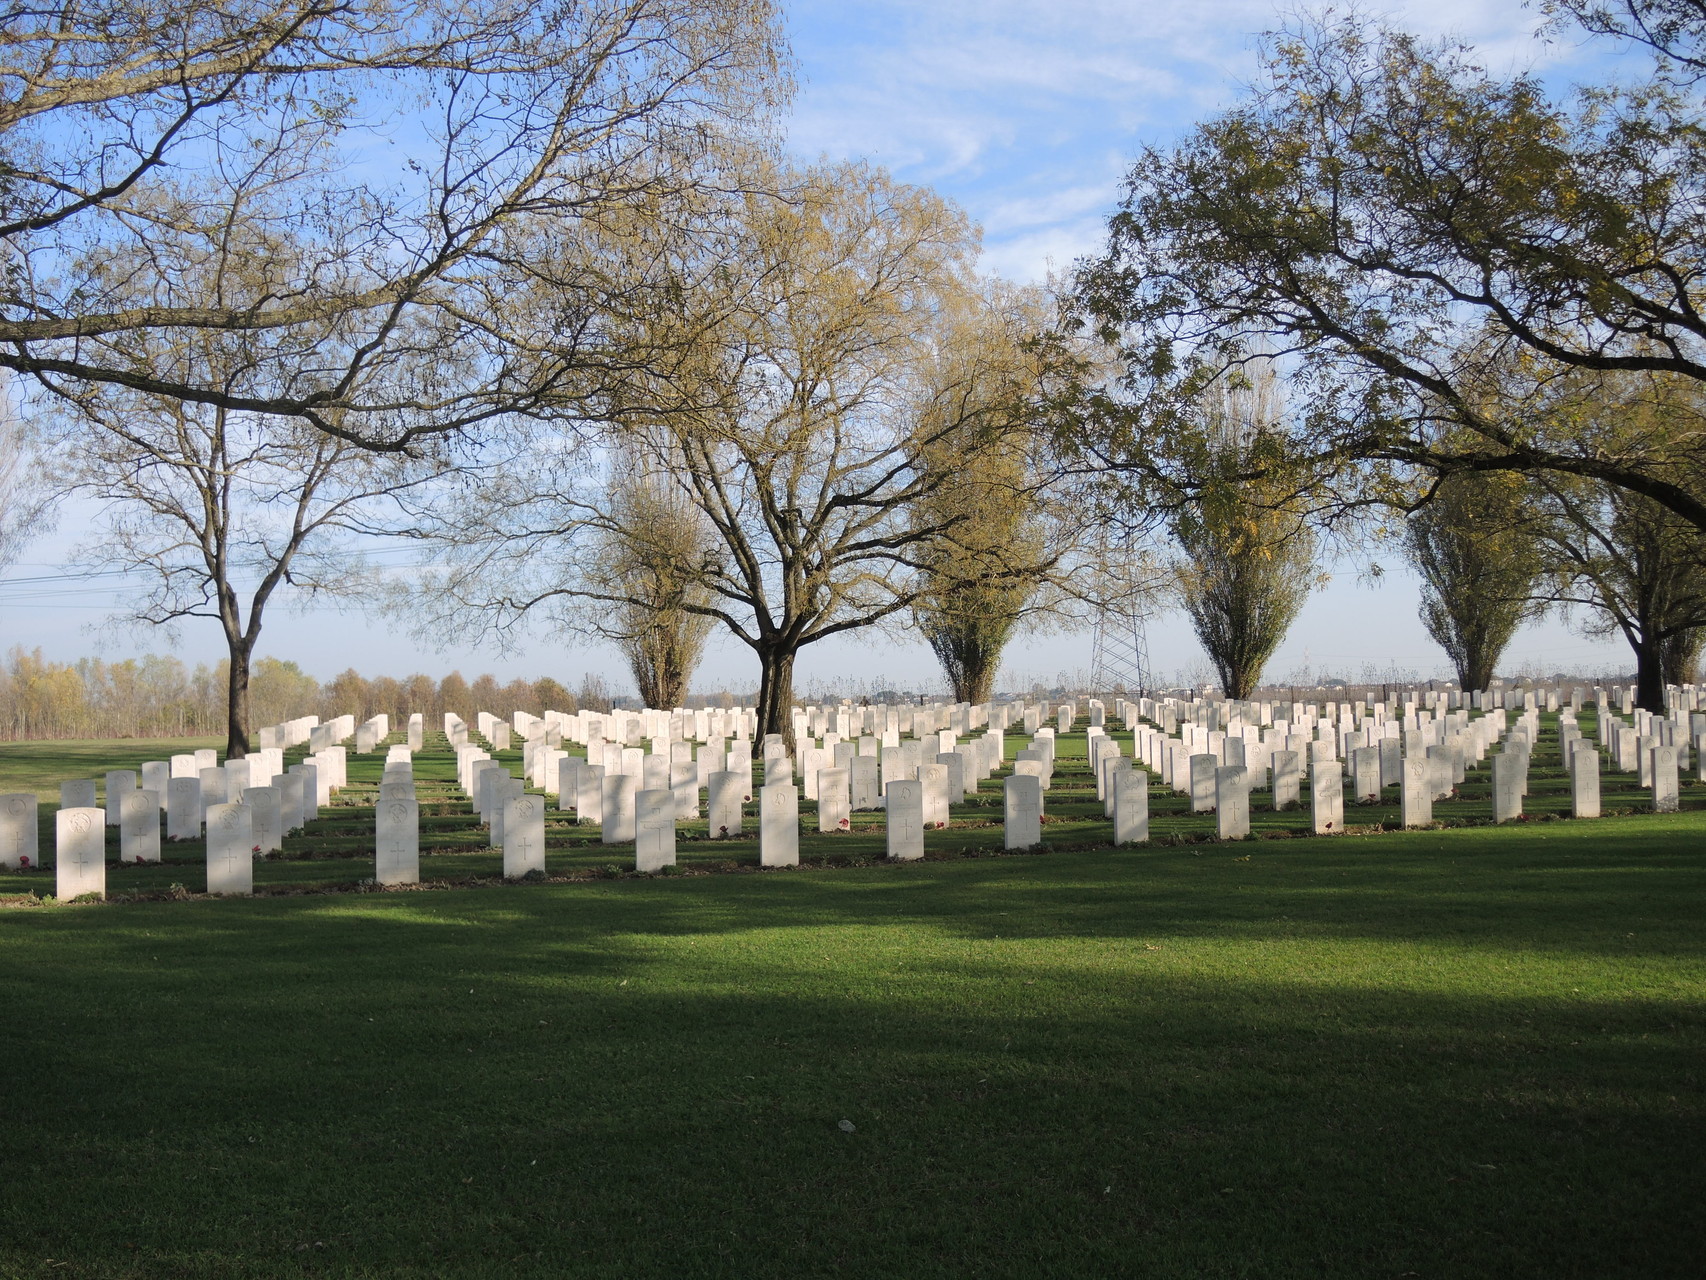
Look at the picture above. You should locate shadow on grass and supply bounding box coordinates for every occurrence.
[2,832,1702,1278]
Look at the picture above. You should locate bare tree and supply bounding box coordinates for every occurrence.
[3,0,789,447]
[50,207,449,756]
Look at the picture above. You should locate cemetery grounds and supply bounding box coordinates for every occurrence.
[1,708,1702,1277]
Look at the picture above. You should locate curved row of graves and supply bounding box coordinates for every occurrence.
[5,683,1702,900]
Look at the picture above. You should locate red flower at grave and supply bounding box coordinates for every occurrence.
[838,818,849,830]
[18,855,28,867]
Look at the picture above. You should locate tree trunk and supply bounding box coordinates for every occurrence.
[1631,630,1666,713]
[226,640,253,759]
[962,661,995,706]
[755,646,796,752]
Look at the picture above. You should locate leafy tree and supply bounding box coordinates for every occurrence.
[1405,471,1543,690]
[533,678,576,715]
[1166,366,1318,700]
[248,658,321,729]
[1072,8,1706,533]
[401,674,441,723]
[414,163,1074,745]
[469,675,502,717]
[1534,476,1706,704]
[438,672,473,723]
[911,342,1057,704]
[599,458,716,709]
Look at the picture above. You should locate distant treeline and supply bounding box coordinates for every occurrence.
[0,648,616,741]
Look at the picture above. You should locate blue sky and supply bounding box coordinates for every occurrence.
[2,0,1641,692]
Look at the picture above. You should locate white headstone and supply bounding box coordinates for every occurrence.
[60,779,96,810]
[576,764,605,825]
[198,767,227,814]
[1400,756,1432,828]
[490,777,523,848]
[885,780,924,861]
[1004,774,1042,850]
[1189,753,1218,812]
[141,761,170,810]
[503,792,546,878]
[248,786,282,853]
[664,758,694,820]
[1351,747,1381,802]
[556,756,580,812]
[635,788,677,871]
[205,802,254,896]
[104,770,136,826]
[849,757,881,810]
[293,763,320,823]
[817,767,850,834]
[56,807,106,900]
[1491,752,1523,823]
[163,778,200,846]
[1215,766,1250,839]
[601,774,638,844]
[277,772,306,834]
[119,790,161,863]
[1112,768,1147,845]
[1571,744,1600,819]
[707,771,743,838]
[0,793,38,869]
[919,762,950,829]
[1651,743,1680,813]
[376,798,420,885]
[760,782,799,867]
[1311,761,1344,835]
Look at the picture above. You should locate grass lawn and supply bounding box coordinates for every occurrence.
[4,809,1704,1277]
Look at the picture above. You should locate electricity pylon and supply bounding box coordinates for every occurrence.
[1090,603,1152,697]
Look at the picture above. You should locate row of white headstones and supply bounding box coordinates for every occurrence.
[15,686,1706,899]
[378,687,1706,883]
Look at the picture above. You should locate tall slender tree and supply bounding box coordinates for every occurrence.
[1169,364,1318,700]
[599,460,717,709]
[1405,470,1542,690]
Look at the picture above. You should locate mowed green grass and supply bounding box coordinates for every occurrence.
[3,811,1704,1278]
